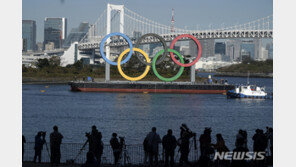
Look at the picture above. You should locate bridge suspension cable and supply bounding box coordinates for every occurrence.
[79,5,273,44]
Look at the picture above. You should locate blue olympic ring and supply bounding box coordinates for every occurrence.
[100,32,133,66]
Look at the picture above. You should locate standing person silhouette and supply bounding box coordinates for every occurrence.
[86,125,103,166]
[110,133,121,165]
[162,129,177,167]
[50,125,63,165]
[143,136,149,165]
[33,132,45,163]
[146,127,162,166]
[22,135,26,162]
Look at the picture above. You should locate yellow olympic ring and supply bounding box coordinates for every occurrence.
[117,48,150,81]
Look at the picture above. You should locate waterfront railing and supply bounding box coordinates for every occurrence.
[23,142,199,164]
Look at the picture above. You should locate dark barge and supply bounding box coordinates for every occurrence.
[68,81,235,94]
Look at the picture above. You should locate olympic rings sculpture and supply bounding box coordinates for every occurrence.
[99,32,202,82]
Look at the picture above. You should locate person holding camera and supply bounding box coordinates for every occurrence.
[50,125,63,165]
[162,129,177,167]
[110,133,121,165]
[179,124,196,166]
[86,125,103,165]
[33,131,46,163]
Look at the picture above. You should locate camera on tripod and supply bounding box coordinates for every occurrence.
[180,124,197,150]
[39,131,46,137]
[85,132,91,138]
[119,136,125,145]
[180,124,196,138]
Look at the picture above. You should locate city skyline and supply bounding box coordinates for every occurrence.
[23,0,273,42]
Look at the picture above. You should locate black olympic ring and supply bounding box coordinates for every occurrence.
[135,33,168,66]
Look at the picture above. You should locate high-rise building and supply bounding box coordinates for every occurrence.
[215,42,226,55]
[226,40,241,62]
[87,24,97,42]
[254,39,262,60]
[266,42,273,59]
[241,49,251,61]
[44,17,67,49]
[259,48,269,61]
[241,40,255,59]
[200,39,215,58]
[36,42,43,51]
[22,20,36,51]
[64,22,89,47]
[45,42,55,51]
[189,40,198,58]
[22,38,27,52]
[133,31,142,40]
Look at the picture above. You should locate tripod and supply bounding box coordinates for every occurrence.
[44,140,51,161]
[67,140,88,164]
[118,140,131,166]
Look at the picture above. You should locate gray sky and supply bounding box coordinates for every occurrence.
[23,0,273,42]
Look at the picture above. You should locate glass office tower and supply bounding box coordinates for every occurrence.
[22,20,36,51]
[44,17,67,49]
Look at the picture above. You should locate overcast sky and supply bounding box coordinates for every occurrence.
[23,0,273,42]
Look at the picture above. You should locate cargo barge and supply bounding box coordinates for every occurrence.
[68,81,235,94]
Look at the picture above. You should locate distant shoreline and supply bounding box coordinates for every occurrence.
[214,72,273,78]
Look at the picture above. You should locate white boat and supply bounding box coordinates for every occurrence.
[226,85,271,99]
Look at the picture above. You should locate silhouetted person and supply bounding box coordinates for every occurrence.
[265,127,273,155]
[146,127,161,166]
[22,135,26,162]
[252,129,268,152]
[50,125,63,164]
[265,127,273,166]
[252,129,267,167]
[143,136,149,165]
[162,129,177,167]
[179,124,195,166]
[198,128,213,167]
[199,128,212,156]
[230,145,249,167]
[212,134,230,167]
[33,132,45,163]
[81,152,100,167]
[87,125,103,165]
[110,133,121,165]
[235,130,248,149]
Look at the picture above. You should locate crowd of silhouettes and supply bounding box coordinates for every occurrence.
[22,125,273,167]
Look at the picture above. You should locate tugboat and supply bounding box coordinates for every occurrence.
[227,85,272,99]
[226,72,272,99]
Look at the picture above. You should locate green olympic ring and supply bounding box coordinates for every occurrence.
[152,49,184,82]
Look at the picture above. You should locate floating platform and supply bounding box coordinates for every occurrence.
[68,81,235,94]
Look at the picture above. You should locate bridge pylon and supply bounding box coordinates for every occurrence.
[105,3,124,82]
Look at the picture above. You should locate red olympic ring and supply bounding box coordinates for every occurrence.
[169,34,202,67]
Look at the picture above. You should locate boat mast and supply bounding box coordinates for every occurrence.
[247,71,250,85]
